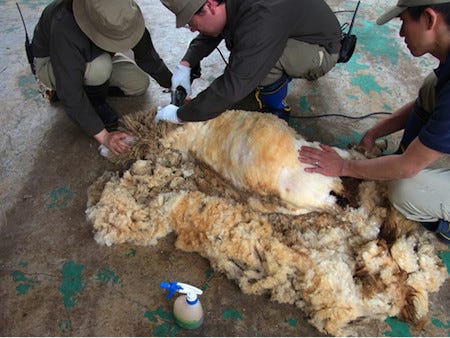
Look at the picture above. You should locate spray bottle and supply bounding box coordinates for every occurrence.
[160,281,204,329]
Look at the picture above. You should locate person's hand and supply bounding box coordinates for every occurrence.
[95,129,134,156]
[358,131,377,153]
[172,63,191,96]
[155,104,182,124]
[298,144,344,176]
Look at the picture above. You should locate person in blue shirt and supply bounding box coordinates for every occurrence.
[298,0,450,244]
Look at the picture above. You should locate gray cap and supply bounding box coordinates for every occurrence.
[377,0,450,25]
[160,0,205,28]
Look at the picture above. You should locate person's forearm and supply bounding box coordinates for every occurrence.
[182,34,222,67]
[133,29,172,88]
[341,154,414,180]
[341,137,440,180]
[366,100,415,140]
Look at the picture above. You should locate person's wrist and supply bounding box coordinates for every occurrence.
[94,129,109,145]
[340,159,350,177]
[365,128,379,141]
[180,61,191,68]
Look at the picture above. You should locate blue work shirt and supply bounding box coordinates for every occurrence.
[399,54,450,154]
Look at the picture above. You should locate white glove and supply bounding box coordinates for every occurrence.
[172,64,191,96]
[98,144,110,158]
[155,104,182,124]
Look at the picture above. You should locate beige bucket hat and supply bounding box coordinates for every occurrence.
[160,0,205,28]
[73,0,145,52]
[377,0,450,25]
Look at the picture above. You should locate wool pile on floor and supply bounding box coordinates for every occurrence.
[86,109,447,336]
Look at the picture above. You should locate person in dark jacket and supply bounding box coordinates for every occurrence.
[32,0,172,155]
[155,0,342,124]
[299,0,450,244]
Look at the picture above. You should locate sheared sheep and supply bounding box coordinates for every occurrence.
[159,110,355,215]
[86,109,447,336]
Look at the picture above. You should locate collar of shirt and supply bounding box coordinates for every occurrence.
[434,53,450,94]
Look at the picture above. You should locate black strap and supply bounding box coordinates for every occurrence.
[16,3,35,74]
[337,1,360,63]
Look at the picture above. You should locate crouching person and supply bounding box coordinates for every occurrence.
[155,0,342,124]
[298,0,450,244]
[32,0,172,155]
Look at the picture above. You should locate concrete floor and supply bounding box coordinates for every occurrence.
[1,0,449,336]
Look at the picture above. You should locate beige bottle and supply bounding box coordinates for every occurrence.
[160,282,204,329]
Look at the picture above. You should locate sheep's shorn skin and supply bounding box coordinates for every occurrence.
[86,109,447,336]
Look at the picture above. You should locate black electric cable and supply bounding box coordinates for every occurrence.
[215,47,228,65]
[290,111,392,120]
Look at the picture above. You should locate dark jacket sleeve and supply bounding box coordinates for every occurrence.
[178,13,290,121]
[50,17,105,136]
[182,34,223,67]
[133,28,172,88]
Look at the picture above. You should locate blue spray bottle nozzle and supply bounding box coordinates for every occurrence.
[160,281,203,302]
[160,281,182,299]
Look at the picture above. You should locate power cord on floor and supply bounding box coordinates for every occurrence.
[214,31,390,123]
[216,47,228,65]
[290,111,392,120]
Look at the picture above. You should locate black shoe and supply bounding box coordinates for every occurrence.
[48,89,59,103]
[90,98,119,131]
[107,86,126,97]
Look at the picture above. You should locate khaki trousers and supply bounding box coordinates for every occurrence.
[35,53,149,96]
[261,39,339,86]
[388,168,450,223]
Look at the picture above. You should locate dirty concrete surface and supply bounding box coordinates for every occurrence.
[0,0,449,336]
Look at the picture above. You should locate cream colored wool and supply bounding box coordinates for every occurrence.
[86,109,447,336]
[160,110,354,214]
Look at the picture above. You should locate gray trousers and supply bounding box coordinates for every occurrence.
[260,39,339,86]
[388,168,450,223]
[35,53,149,96]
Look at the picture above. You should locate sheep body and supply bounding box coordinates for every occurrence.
[86,110,448,336]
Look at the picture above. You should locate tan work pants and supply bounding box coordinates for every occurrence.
[388,168,450,223]
[261,39,339,86]
[35,53,149,96]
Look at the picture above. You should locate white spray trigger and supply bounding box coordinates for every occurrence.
[177,282,203,302]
